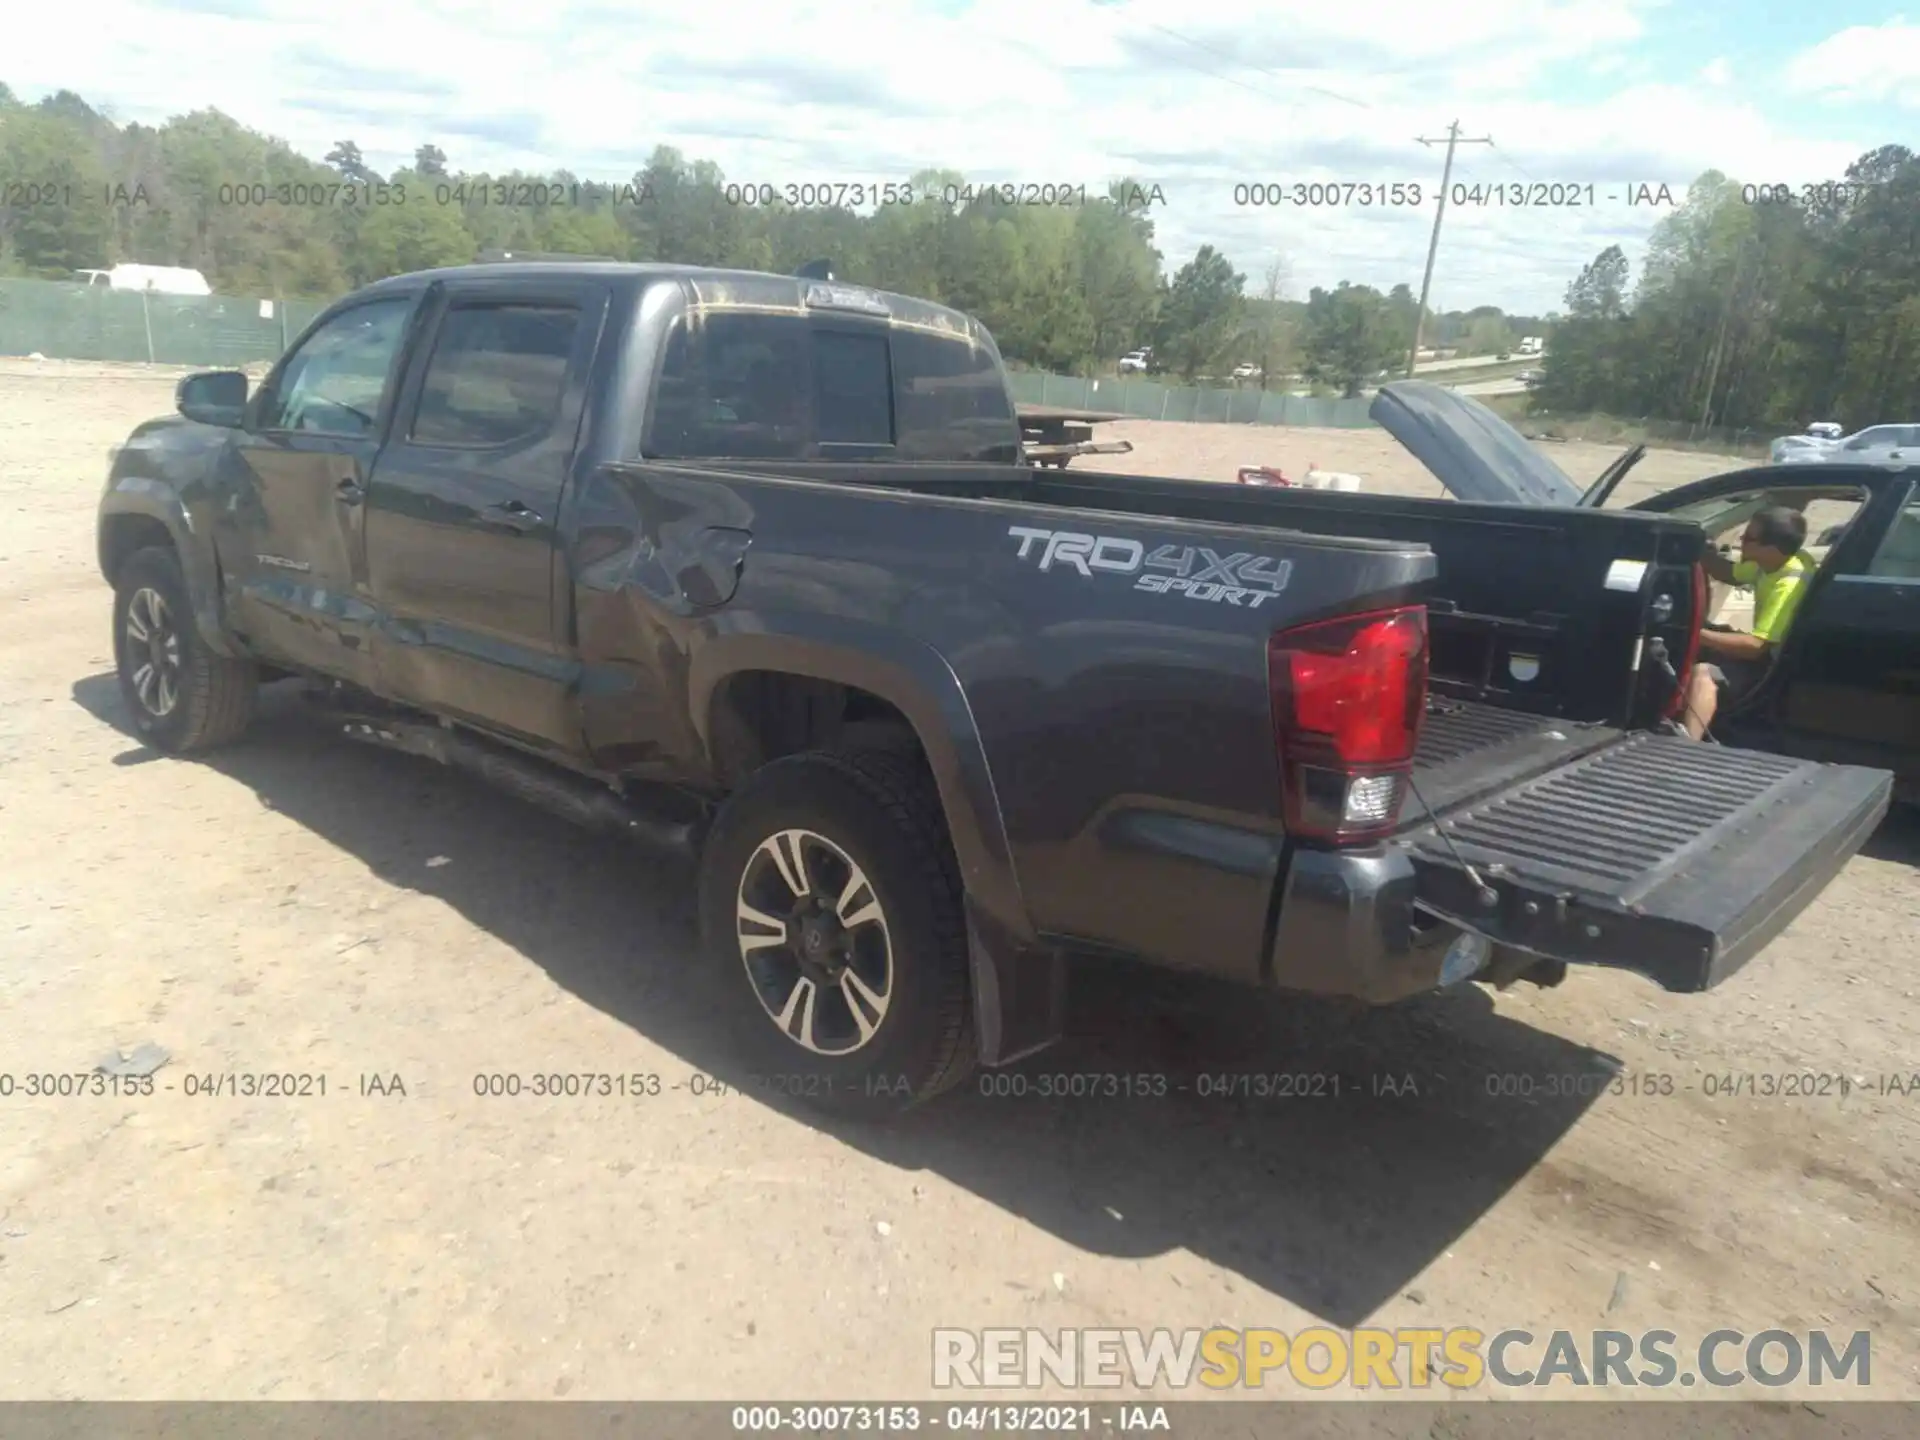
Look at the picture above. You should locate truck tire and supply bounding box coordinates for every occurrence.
[698,746,977,1117]
[112,545,257,754]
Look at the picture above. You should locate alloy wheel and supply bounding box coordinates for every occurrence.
[124,587,183,719]
[735,828,894,1055]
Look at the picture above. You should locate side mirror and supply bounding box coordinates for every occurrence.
[176,370,248,427]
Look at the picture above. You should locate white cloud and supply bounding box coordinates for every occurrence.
[1700,57,1732,86]
[10,0,1886,311]
[1783,18,1920,105]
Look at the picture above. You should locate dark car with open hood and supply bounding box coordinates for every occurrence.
[1371,380,1919,802]
[96,261,1898,1114]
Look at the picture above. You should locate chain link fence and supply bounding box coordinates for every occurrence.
[1,275,1379,430]
[15,275,1780,450]
[0,277,328,367]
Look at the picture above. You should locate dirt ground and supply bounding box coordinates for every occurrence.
[2,360,1917,1406]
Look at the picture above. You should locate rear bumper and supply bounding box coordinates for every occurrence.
[1063,735,1891,1013]
[1266,847,1483,1004]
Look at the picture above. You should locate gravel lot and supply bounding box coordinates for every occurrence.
[3,360,1917,1406]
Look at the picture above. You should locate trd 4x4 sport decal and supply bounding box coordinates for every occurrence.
[1007,525,1293,608]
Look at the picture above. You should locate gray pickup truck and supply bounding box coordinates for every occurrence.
[97,260,1892,1113]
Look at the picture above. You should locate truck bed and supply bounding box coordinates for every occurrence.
[1032,471,1704,729]
[1410,699,1621,818]
[1417,699,1563,767]
[841,461,1708,733]
[588,453,1887,1008]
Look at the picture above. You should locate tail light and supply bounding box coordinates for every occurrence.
[1663,561,1708,721]
[1268,605,1428,843]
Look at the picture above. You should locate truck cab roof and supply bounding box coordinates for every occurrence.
[330,258,1017,467]
[353,261,992,343]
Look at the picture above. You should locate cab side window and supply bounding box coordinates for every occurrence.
[892,329,1020,462]
[646,313,811,460]
[643,309,1014,461]
[256,298,413,438]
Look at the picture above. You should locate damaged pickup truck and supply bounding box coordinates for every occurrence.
[97,260,1894,1113]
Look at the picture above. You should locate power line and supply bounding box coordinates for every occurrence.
[986,30,1326,124]
[1486,139,1538,187]
[1130,20,1372,110]
[1074,1,1373,111]
[1406,120,1492,377]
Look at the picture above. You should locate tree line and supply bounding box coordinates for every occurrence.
[0,82,1548,391]
[6,82,1913,424]
[1537,150,1920,432]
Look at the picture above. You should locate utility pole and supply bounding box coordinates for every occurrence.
[1406,121,1493,377]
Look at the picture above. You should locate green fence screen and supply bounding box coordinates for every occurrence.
[0,277,328,366]
[1,275,1375,430]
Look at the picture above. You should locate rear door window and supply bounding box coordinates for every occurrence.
[410,302,580,448]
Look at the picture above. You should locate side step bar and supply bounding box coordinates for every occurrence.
[335,714,708,859]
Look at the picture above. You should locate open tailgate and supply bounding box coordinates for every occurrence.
[1403,735,1891,991]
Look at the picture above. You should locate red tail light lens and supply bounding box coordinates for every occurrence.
[1268,605,1428,842]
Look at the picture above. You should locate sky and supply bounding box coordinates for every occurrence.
[10,0,1916,313]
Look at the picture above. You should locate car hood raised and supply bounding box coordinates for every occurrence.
[1369,380,1583,507]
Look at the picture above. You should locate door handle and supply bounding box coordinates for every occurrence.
[335,477,365,505]
[479,500,543,532]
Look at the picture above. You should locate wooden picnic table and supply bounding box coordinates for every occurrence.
[1015,403,1135,469]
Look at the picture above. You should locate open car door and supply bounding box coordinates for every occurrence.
[1626,465,1920,789]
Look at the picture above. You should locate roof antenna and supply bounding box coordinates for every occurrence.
[795,258,835,281]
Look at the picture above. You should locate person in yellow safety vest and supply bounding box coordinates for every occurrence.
[1681,506,1814,740]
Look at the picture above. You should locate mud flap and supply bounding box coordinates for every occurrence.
[1401,734,1892,992]
[966,895,1067,1066]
